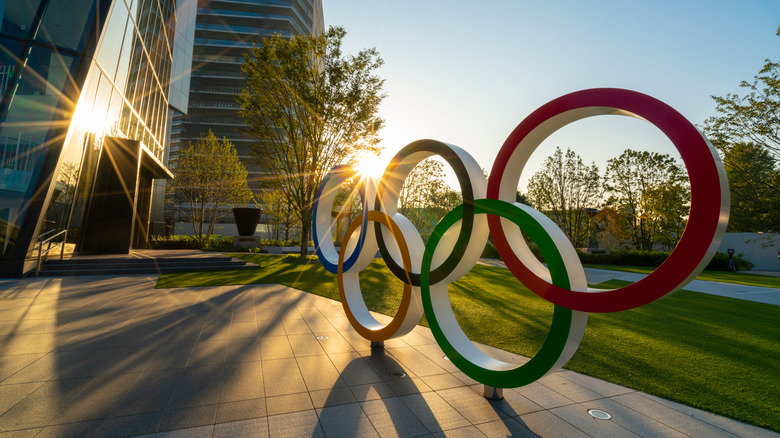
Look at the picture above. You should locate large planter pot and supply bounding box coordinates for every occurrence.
[233,208,262,236]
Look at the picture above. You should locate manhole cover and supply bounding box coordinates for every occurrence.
[587,409,612,420]
[388,370,407,378]
[315,335,329,340]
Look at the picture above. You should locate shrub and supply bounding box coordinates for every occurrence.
[149,235,203,249]
[203,236,234,251]
[577,249,753,271]
[282,254,320,263]
[482,242,500,259]
[256,239,315,247]
[482,241,545,261]
[577,249,670,267]
[149,235,234,250]
[705,252,754,271]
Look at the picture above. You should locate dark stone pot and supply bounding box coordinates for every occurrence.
[232,207,262,236]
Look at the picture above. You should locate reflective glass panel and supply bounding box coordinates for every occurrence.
[119,100,131,134]
[36,0,99,51]
[0,0,43,39]
[113,17,135,92]
[0,36,23,101]
[0,45,79,257]
[106,87,123,137]
[95,1,129,81]
[67,65,103,247]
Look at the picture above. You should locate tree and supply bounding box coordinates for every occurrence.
[526,147,601,248]
[515,191,532,206]
[604,149,689,250]
[237,26,385,255]
[259,188,299,241]
[702,35,780,232]
[398,158,461,241]
[172,130,251,244]
[594,206,633,249]
[720,142,780,232]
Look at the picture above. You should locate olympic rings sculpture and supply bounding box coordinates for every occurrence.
[313,88,730,389]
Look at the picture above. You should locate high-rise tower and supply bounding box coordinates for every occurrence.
[167,0,324,227]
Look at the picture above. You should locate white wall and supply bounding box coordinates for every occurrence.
[717,233,780,271]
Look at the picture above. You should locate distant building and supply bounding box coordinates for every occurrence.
[0,0,196,277]
[167,0,324,229]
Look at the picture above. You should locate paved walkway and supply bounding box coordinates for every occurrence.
[477,259,780,306]
[0,276,777,437]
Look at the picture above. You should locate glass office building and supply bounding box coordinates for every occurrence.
[168,0,323,220]
[0,0,196,277]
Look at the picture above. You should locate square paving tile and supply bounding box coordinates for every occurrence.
[220,361,264,402]
[261,358,307,397]
[317,403,378,437]
[157,404,217,432]
[213,417,269,438]
[265,392,313,416]
[267,410,324,437]
[216,398,266,424]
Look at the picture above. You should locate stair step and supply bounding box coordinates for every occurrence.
[42,260,240,269]
[37,262,253,277]
[38,254,253,277]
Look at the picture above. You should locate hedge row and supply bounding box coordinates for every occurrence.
[148,235,313,251]
[149,235,233,250]
[482,242,754,271]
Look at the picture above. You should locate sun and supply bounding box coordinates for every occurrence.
[354,152,387,180]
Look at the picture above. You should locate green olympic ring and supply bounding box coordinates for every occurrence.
[421,199,587,388]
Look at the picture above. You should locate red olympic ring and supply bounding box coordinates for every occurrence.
[487,88,729,313]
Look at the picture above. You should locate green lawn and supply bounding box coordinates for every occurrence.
[583,264,780,289]
[157,254,780,432]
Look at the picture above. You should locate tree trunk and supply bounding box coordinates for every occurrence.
[299,207,311,256]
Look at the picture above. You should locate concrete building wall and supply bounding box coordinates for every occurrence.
[718,232,780,271]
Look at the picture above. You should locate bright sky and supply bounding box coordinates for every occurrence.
[324,0,780,191]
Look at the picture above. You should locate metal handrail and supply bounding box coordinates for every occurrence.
[35,229,67,276]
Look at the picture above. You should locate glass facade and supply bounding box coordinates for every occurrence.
[167,0,323,221]
[0,0,195,276]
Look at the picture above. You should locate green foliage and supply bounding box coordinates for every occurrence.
[149,235,234,250]
[171,131,251,244]
[604,149,689,250]
[576,249,753,271]
[259,187,300,241]
[705,251,754,271]
[398,158,461,242]
[282,254,320,263]
[527,147,600,247]
[157,255,780,432]
[577,249,670,267]
[238,26,385,256]
[481,241,500,259]
[721,142,780,232]
[702,54,780,232]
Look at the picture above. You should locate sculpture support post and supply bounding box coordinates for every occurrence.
[483,386,503,400]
